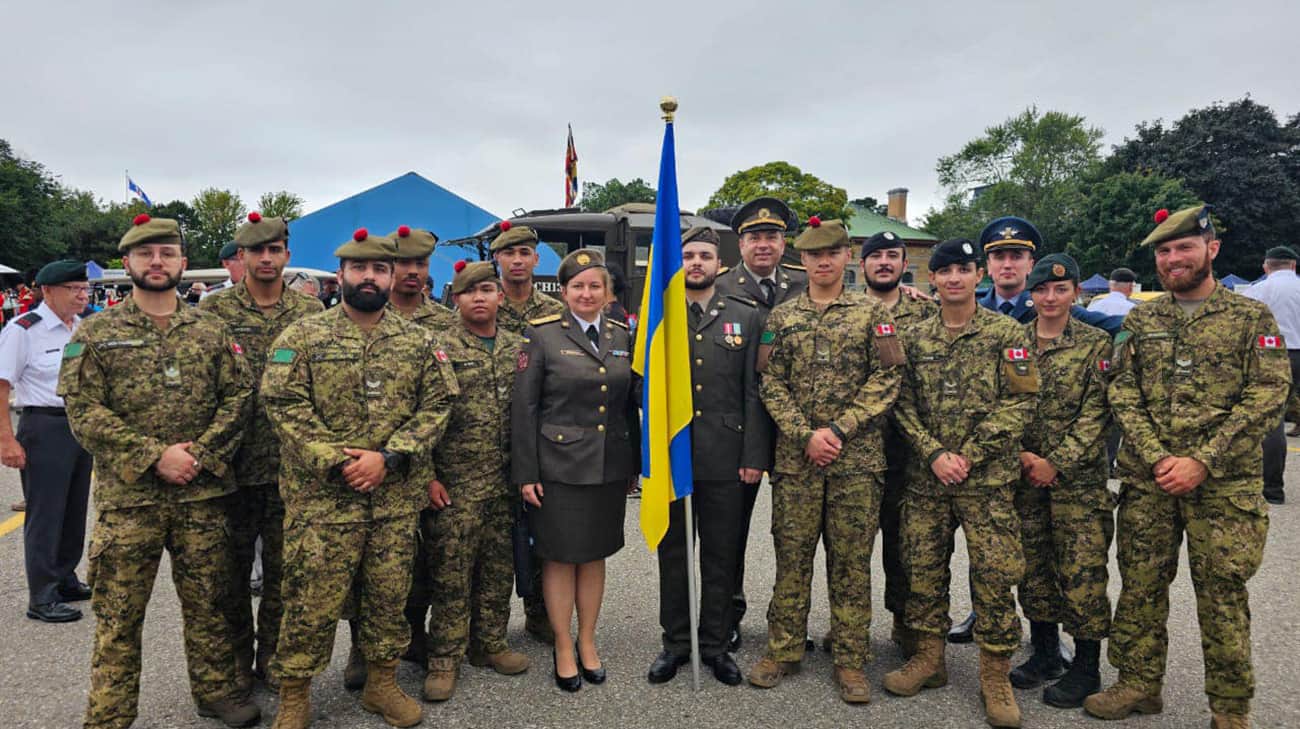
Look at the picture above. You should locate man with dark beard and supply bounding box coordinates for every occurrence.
[1086,206,1290,729]
[59,214,260,728]
[647,226,768,687]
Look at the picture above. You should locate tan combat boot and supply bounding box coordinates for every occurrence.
[1211,712,1251,728]
[1083,683,1164,720]
[978,650,1021,728]
[468,648,531,675]
[747,656,801,688]
[361,659,422,727]
[422,656,459,701]
[882,635,947,696]
[342,646,366,690]
[271,678,311,729]
[833,666,872,704]
[892,615,917,659]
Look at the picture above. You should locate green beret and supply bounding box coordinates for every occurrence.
[792,217,849,251]
[388,225,438,258]
[860,230,905,258]
[218,242,240,260]
[119,214,183,252]
[557,248,605,285]
[681,225,720,245]
[1140,205,1213,248]
[730,197,795,234]
[450,260,498,295]
[1026,252,1080,291]
[1265,246,1298,261]
[34,260,88,286]
[489,221,539,252]
[234,212,289,248]
[333,228,398,260]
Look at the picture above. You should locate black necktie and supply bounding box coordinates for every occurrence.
[586,324,600,349]
[999,300,1014,315]
[760,279,776,307]
[689,302,704,326]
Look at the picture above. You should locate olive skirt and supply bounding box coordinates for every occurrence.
[530,480,626,564]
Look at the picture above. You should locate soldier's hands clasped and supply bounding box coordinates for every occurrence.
[1154,455,1209,496]
[341,448,386,492]
[155,441,199,485]
[805,428,843,468]
[930,451,969,487]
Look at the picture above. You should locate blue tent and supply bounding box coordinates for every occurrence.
[287,172,559,287]
[1080,273,1110,293]
[1220,273,1250,290]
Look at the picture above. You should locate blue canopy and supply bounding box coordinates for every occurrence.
[85,261,106,280]
[1080,273,1110,293]
[1220,273,1250,290]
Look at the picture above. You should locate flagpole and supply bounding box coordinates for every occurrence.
[683,494,701,690]
[124,170,129,204]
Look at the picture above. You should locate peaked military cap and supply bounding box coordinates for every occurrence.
[234,211,289,248]
[450,260,498,295]
[1265,246,1298,262]
[792,216,849,251]
[1109,267,1137,283]
[730,197,796,235]
[681,225,720,245]
[388,225,438,258]
[334,228,398,260]
[557,248,605,285]
[928,238,980,271]
[218,241,240,260]
[35,259,88,286]
[489,220,540,252]
[1026,252,1080,291]
[860,230,905,258]
[119,214,183,251]
[979,215,1041,253]
[1140,205,1214,248]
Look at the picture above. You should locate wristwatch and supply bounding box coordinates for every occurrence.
[379,449,409,475]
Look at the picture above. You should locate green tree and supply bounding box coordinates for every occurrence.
[257,190,305,221]
[190,188,245,267]
[849,196,889,216]
[579,178,655,212]
[0,139,65,270]
[707,161,851,224]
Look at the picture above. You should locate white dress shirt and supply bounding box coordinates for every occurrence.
[1087,291,1137,317]
[0,302,80,407]
[1243,269,1300,350]
[571,312,603,352]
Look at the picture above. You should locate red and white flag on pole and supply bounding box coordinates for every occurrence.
[565,124,579,208]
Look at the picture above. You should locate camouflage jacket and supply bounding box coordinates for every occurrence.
[433,318,522,494]
[874,292,938,452]
[894,305,1039,495]
[199,282,324,486]
[393,298,457,332]
[1109,283,1291,496]
[260,307,459,523]
[759,288,903,475]
[1021,319,1113,492]
[497,287,565,335]
[58,296,253,510]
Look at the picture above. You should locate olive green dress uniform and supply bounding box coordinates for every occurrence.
[61,217,255,729]
[1105,207,1291,717]
[199,226,324,684]
[261,235,459,680]
[757,219,904,669]
[714,262,808,311]
[893,305,1037,655]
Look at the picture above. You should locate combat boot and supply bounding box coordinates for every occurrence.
[747,656,801,688]
[892,614,917,659]
[271,678,311,729]
[196,693,262,728]
[882,635,947,697]
[1043,638,1100,708]
[1211,711,1251,728]
[833,666,871,704]
[343,646,367,690]
[525,613,554,643]
[361,659,422,727]
[1083,683,1164,719]
[1009,621,1067,689]
[422,656,459,701]
[978,650,1021,728]
[468,648,531,675]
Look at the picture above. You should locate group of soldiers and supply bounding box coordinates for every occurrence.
[18,191,1286,729]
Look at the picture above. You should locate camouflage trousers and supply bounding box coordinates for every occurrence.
[273,516,417,679]
[902,487,1025,655]
[1014,483,1115,639]
[1109,486,1268,715]
[223,482,286,677]
[427,493,514,659]
[84,498,237,729]
[767,470,881,668]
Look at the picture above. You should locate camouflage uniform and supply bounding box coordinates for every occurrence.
[497,288,564,336]
[58,297,253,728]
[1107,284,1290,714]
[1016,319,1115,639]
[198,282,323,680]
[261,306,458,679]
[893,305,1036,655]
[759,289,903,667]
[395,298,458,332]
[425,319,522,661]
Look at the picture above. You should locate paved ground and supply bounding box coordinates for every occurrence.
[1,444,1297,728]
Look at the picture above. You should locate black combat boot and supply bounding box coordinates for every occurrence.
[1009,621,1067,689]
[1043,638,1101,708]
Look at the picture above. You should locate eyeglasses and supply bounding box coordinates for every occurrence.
[128,248,183,261]
[56,285,92,295]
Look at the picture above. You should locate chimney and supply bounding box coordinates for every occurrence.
[886,187,909,223]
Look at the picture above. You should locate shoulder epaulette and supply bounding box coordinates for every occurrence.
[781,262,806,272]
[608,318,629,329]
[725,294,758,307]
[718,265,731,275]
[529,314,562,326]
[14,312,42,329]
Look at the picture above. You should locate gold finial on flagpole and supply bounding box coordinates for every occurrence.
[660,96,678,122]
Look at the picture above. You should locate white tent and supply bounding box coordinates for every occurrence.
[0,264,18,274]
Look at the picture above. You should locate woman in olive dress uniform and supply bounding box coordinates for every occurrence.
[512,249,640,692]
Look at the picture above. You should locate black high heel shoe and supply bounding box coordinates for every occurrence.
[553,646,582,692]
[577,640,606,684]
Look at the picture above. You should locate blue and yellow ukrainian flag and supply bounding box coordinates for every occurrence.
[633,111,694,551]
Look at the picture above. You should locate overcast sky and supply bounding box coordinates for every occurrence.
[5,0,1297,228]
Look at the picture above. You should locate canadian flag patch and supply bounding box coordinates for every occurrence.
[1258,335,1283,349]
[230,341,244,355]
[1098,359,1111,372]
[435,349,449,363]
[1005,348,1028,361]
[875,323,896,336]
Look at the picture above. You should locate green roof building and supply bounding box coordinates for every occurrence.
[845,188,938,284]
